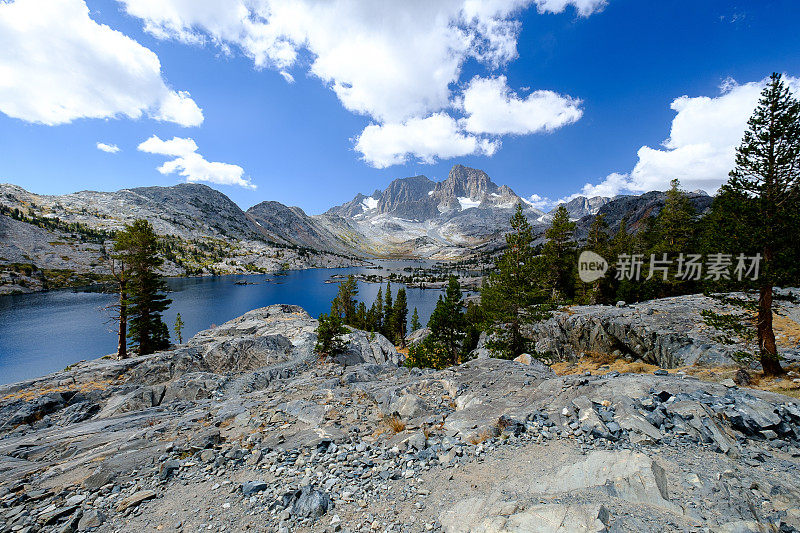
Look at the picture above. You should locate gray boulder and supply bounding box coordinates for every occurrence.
[283,485,331,519]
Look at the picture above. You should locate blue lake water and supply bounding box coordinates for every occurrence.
[0,262,451,385]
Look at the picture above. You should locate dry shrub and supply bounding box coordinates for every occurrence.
[386,415,406,434]
[586,351,618,366]
[468,426,499,445]
[1,379,113,402]
[773,314,800,348]
[626,362,652,374]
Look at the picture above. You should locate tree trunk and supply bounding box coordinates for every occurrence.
[757,284,783,376]
[117,279,127,360]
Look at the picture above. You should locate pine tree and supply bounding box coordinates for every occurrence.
[108,253,128,360]
[480,204,549,358]
[462,301,484,361]
[393,287,409,347]
[410,307,421,331]
[582,212,611,304]
[724,73,800,376]
[355,302,368,330]
[587,212,610,251]
[331,275,358,325]
[114,220,172,355]
[366,302,379,332]
[315,312,347,357]
[173,313,184,344]
[427,276,466,366]
[374,286,384,332]
[608,217,638,302]
[643,179,698,297]
[383,281,394,339]
[654,179,696,253]
[404,337,449,370]
[543,204,577,301]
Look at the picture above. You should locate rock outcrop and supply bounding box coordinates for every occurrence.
[525,292,800,368]
[1,304,800,533]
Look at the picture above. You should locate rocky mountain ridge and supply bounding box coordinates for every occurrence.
[1,298,799,532]
[321,164,715,258]
[325,165,526,222]
[321,165,546,258]
[0,183,361,294]
[1,168,718,292]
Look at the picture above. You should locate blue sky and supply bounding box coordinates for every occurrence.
[1,0,799,214]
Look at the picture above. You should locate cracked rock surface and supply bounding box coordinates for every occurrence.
[1,304,800,532]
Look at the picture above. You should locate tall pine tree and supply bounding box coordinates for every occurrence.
[724,73,800,376]
[480,203,548,358]
[428,276,466,366]
[114,220,172,355]
[393,287,409,347]
[108,250,128,359]
[542,205,577,301]
[331,275,358,325]
[383,281,394,339]
[654,179,696,253]
[410,307,421,331]
[582,212,611,304]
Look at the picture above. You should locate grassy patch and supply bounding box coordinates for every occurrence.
[372,414,406,438]
[1,379,114,402]
[552,354,800,399]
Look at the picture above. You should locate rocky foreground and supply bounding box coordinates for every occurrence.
[1,305,800,533]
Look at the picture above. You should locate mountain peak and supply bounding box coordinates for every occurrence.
[437,165,497,198]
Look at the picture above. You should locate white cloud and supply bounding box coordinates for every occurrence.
[568,172,631,199]
[118,1,603,125]
[523,193,554,210]
[97,142,121,153]
[533,0,607,17]
[279,71,295,84]
[461,75,583,135]
[137,135,254,189]
[0,0,203,127]
[153,90,204,127]
[118,1,534,123]
[118,1,600,167]
[354,113,499,168]
[571,75,800,197]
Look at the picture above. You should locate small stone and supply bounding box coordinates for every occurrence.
[734,368,752,386]
[77,509,105,531]
[246,449,262,466]
[513,353,532,365]
[159,459,181,481]
[241,481,268,496]
[406,432,426,451]
[66,494,86,506]
[200,449,215,463]
[116,490,156,512]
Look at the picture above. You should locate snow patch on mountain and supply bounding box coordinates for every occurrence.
[457,197,481,210]
[361,196,379,211]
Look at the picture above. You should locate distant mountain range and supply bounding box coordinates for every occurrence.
[0,182,359,293]
[0,164,715,291]
[316,164,711,257]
